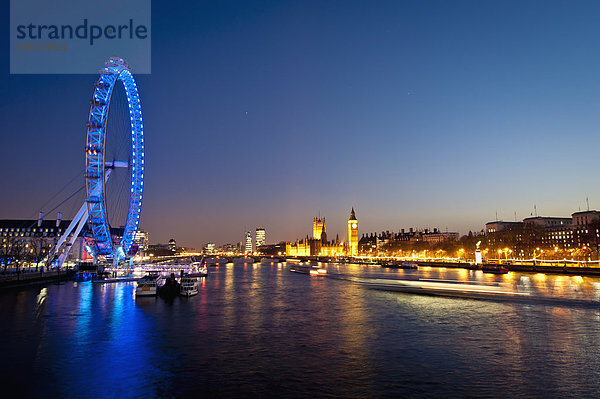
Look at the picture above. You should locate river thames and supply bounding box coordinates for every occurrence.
[1,262,600,398]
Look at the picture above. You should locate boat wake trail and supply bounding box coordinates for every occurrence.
[325,274,600,308]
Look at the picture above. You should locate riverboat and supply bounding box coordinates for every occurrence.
[401,262,419,269]
[481,264,509,274]
[382,262,418,269]
[289,264,311,274]
[179,276,199,297]
[289,264,326,275]
[189,262,208,277]
[135,274,161,296]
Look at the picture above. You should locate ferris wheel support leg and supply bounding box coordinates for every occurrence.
[51,169,112,268]
[56,208,89,269]
[50,202,89,269]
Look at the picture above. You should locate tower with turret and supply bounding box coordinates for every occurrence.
[347,207,358,256]
[313,216,326,240]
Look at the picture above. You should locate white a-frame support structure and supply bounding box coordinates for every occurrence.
[48,163,126,268]
[51,201,90,268]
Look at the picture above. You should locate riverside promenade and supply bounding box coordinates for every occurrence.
[414,260,600,276]
[0,268,76,289]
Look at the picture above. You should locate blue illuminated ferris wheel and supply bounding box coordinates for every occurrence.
[85,57,145,262]
[46,57,145,268]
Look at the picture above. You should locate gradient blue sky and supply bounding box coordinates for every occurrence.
[2,0,600,249]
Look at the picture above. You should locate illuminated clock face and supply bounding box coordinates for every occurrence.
[352,223,357,229]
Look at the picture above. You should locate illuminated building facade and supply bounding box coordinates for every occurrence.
[285,235,345,257]
[168,238,177,252]
[256,227,265,248]
[0,218,91,264]
[221,243,236,253]
[485,209,600,254]
[523,216,572,229]
[245,231,252,254]
[204,243,215,254]
[313,217,325,240]
[485,221,523,234]
[359,228,459,255]
[422,230,460,243]
[134,230,149,254]
[286,211,352,256]
[348,207,358,256]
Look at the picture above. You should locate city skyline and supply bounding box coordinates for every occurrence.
[187,201,600,249]
[3,1,600,250]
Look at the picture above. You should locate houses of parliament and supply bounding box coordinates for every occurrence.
[286,208,359,256]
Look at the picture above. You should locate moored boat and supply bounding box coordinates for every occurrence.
[135,274,161,296]
[179,276,199,297]
[382,262,418,269]
[289,264,311,274]
[481,264,509,274]
[189,262,208,277]
[401,262,418,269]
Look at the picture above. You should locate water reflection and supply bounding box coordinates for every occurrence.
[2,263,600,397]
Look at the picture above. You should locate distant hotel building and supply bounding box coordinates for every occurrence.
[255,227,265,248]
[485,210,600,251]
[484,221,523,234]
[572,210,600,226]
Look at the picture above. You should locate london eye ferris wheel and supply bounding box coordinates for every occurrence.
[84,57,145,263]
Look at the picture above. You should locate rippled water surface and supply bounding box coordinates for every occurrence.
[2,263,600,398]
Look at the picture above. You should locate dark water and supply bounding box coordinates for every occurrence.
[2,263,600,398]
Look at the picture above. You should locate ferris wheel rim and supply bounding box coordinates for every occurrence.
[84,57,144,261]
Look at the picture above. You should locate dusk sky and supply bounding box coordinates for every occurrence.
[2,0,600,249]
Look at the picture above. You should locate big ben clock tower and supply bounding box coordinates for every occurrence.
[347,207,358,256]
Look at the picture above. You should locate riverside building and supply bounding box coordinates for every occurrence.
[485,209,600,254]
[286,208,357,257]
[245,232,252,254]
[255,227,265,248]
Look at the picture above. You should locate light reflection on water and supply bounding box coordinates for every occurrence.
[0,263,600,397]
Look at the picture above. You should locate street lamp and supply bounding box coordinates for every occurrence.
[533,247,540,265]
